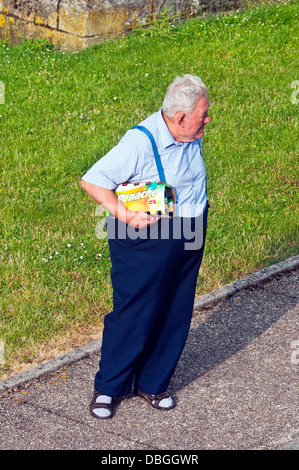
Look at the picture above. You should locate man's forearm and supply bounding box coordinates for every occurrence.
[80,180,128,221]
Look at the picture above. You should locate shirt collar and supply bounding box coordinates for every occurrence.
[157,109,183,149]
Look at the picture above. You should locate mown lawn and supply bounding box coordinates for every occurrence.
[0,0,298,377]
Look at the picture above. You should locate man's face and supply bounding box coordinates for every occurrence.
[180,95,211,142]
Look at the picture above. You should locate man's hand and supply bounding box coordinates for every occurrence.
[126,210,160,229]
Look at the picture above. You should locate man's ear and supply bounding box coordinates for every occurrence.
[176,112,186,127]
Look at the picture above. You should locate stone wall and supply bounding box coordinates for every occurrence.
[0,0,206,50]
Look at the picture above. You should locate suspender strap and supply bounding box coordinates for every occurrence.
[131,125,166,183]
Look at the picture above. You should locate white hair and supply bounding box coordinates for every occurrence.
[162,74,208,118]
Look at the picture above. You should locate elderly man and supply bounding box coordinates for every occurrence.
[81,74,211,419]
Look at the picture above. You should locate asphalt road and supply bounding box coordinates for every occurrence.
[0,257,298,451]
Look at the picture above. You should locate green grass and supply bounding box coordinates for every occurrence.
[0,0,298,377]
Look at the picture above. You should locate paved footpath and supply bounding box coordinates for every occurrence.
[0,256,298,451]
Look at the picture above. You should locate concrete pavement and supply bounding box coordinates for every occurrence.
[0,256,298,451]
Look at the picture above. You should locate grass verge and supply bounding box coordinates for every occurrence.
[0,0,298,378]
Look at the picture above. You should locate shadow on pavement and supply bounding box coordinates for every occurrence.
[172,276,298,391]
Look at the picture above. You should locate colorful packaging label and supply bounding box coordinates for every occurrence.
[115,182,175,216]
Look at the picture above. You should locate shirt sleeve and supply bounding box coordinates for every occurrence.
[81,131,140,190]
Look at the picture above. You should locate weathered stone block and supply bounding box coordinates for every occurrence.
[0,0,236,50]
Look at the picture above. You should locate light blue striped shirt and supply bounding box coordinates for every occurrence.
[82,109,207,217]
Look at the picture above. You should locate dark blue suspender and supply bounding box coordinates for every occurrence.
[131,125,166,183]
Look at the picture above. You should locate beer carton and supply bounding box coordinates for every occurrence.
[115,181,175,216]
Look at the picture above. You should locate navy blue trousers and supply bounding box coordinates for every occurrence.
[94,205,208,397]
